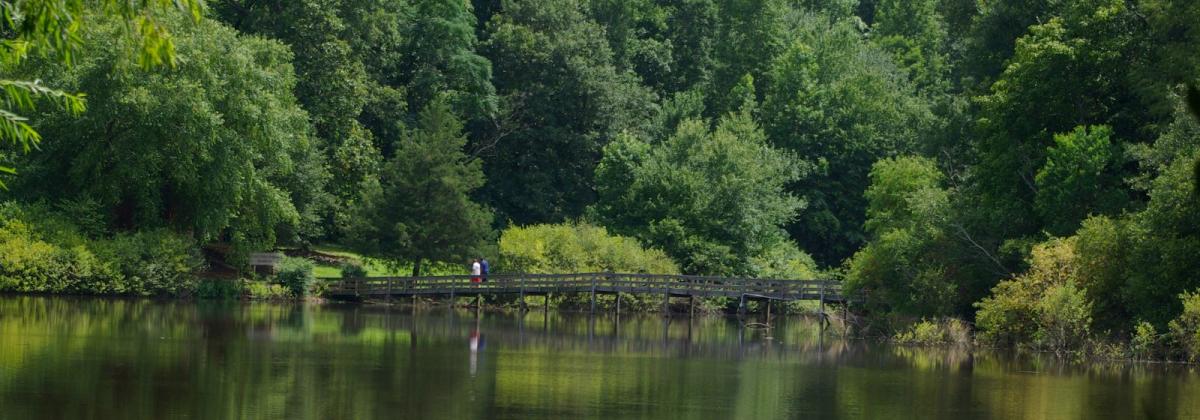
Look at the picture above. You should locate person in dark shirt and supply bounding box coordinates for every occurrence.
[480,258,490,282]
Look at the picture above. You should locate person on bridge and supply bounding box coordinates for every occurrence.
[480,258,489,282]
[471,259,482,283]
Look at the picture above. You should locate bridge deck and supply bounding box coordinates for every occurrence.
[325,273,848,304]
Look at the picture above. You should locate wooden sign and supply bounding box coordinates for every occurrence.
[249,252,283,268]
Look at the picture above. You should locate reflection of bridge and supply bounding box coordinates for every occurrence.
[325,273,851,314]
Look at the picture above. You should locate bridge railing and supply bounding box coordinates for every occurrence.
[325,273,847,301]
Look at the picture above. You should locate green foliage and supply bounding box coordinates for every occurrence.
[497,222,678,275]
[479,0,657,224]
[245,281,292,300]
[340,263,368,279]
[1130,321,1161,360]
[21,15,316,252]
[93,229,204,296]
[0,202,201,296]
[1034,126,1126,235]
[970,0,1148,243]
[1071,216,1132,331]
[0,0,201,187]
[1034,282,1092,355]
[213,0,381,208]
[276,257,316,298]
[706,0,786,117]
[1168,291,1200,362]
[346,99,493,275]
[846,157,964,316]
[1121,149,1200,328]
[195,280,243,300]
[405,0,497,118]
[761,15,936,264]
[871,0,949,92]
[594,111,805,276]
[892,318,971,345]
[975,238,1092,353]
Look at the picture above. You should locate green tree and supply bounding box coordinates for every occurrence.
[403,0,497,118]
[1034,125,1127,236]
[479,0,657,224]
[593,111,806,276]
[871,0,949,92]
[845,156,960,316]
[214,0,380,207]
[0,0,202,188]
[346,99,494,276]
[971,0,1151,242]
[21,15,318,252]
[761,16,936,265]
[586,0,673,93]
[707,0,786,117]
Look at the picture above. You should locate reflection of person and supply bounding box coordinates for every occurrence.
[480,258,489,282]
[469,328,481,376]
[471,259,481,283]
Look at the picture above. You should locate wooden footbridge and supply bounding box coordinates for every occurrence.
[325,273,851,314]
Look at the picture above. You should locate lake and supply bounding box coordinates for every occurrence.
[1,296,1197,419]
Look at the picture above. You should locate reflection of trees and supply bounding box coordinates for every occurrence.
[2,296,1199,419]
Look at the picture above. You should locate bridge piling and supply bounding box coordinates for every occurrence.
[590,276,597,314]
[519,275,527,311]
[765,300,772,325]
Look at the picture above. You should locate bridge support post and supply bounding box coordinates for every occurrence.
[689,295,695,318]
[450,287,456,307]
[662,291,670,316]
[765,300,772,325]
[615,293,621,316]
[819,284,827,326]
[738,294,746,316]
[518,275,527,311]
[590,277,597,314]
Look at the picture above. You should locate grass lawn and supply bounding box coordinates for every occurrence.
[308,245,463,278]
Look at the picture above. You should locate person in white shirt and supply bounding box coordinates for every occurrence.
[471,259,482,283]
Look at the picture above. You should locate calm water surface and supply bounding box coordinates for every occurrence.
[1,296,1198,419]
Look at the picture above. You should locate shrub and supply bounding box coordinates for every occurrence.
[976,237,1093,354]
[276,257,316,297]
[94,229,204,296]
[0,218,116,293]
[893,318,972,345]
[1168,290,1200,362]
[245,281,291,300]
[498,222,679,274]
[340,262,368,278]
[0,203,202,296]
[1033,283,1092,355]
[196,279,244,300]
[1130,321,1161,360]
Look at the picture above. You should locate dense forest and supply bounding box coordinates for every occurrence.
[3,0,1200,357]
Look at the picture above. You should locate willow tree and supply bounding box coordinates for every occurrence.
[0,0,203,188]
[21,14,321,252]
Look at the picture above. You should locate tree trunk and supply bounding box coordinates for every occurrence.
[412,259,422,277]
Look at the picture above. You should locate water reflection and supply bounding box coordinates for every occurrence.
[0,296,1197,419]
